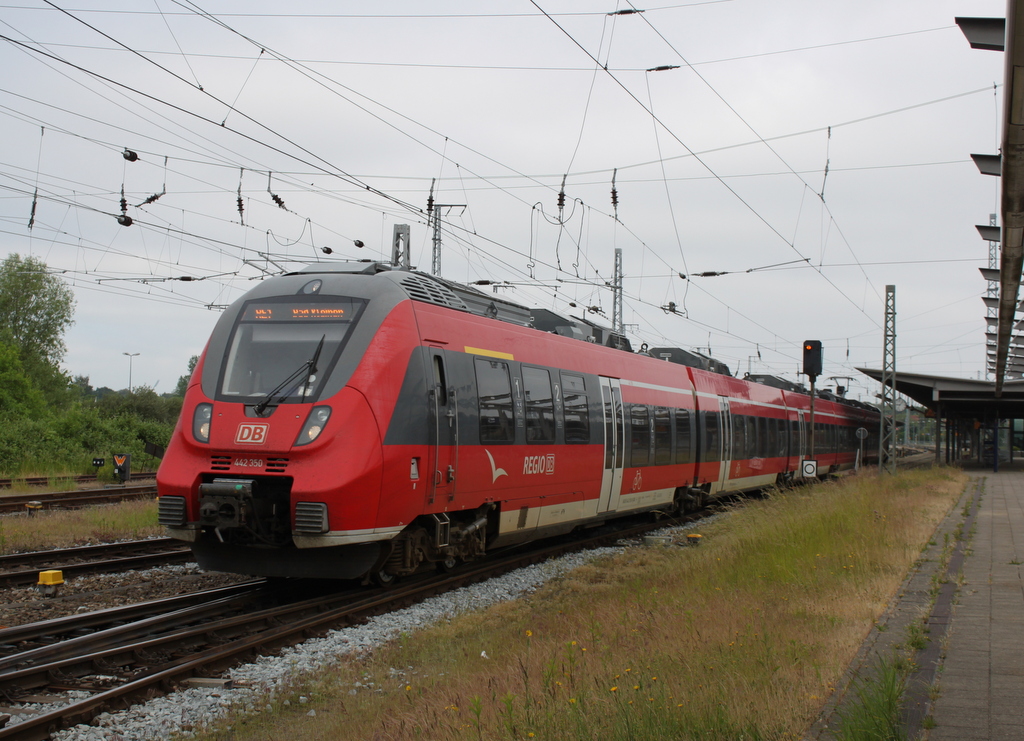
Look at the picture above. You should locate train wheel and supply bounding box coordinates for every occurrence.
[372,568,397,587]
[437,555,460,573]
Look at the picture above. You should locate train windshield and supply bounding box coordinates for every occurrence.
[218,297,366,404]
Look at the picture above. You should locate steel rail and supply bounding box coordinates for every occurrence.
[0,486,158,515]
[0,581,264,653]
[0,538,190,588]
[0,474,156,490]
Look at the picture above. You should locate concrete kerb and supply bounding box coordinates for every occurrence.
[804,474,978,740]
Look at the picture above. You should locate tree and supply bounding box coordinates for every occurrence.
[174,355,200,396]
[0,340,45,418]
[0,254,76,406]
[0,254,75,369]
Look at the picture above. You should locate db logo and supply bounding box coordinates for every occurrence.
[235,423,269,445]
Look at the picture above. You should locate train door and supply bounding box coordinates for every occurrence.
[429,349,458,504]
[711,396,733,494]
[598,377,625,513]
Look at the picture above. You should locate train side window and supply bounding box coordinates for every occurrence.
[732,415,747,460]
[475,358,515,443]
[523,366,555,443]
[703,411,721,462]
[630,404,651,466]
[654,407,672,465]
[561,373,589,444]
[766,418,778,458]
[432,355,447,405]
[675,409,692,464]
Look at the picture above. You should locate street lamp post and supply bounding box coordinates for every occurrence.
[123,352,140,393]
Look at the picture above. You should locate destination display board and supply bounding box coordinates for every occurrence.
[241,302,356,322]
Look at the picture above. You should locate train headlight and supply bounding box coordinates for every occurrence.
[295,406,331,446]
[192,403,213,443]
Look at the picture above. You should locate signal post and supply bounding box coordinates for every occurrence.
[803,341,822,473]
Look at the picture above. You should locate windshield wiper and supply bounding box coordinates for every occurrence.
[253,334,326,415]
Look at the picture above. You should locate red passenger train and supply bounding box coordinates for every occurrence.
[156,263,879,582]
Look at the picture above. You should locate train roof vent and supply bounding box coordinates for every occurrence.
[399,275,469,311]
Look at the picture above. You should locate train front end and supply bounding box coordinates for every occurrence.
[156,266,412,579]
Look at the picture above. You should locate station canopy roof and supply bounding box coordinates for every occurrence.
[857,367,1024,420]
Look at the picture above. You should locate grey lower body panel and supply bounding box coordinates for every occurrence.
[191,540,382,580]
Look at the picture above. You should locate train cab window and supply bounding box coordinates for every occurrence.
[674,409,693,464]
[219,297,365,403]
[523,366,555,443]
[630,404,651,466]
[475,358,515,443]
[703,411,721,462]
[654,407,672,465]
[561,373,590,444]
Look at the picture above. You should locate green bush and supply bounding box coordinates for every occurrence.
[0,390,179,476]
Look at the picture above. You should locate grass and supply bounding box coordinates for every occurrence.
[0,499,160,554]
[182,466,966,741]
[834,653,910,741]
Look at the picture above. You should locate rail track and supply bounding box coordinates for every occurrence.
[0,512,705,740]
[0,485,158,515]
[0,538,191,589]
[0,474,156,490]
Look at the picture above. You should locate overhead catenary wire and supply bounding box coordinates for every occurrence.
[0,5,983,386]
[528,0,882,328]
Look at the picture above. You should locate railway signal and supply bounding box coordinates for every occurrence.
[113,454,131,483]
[803,340,822,459]
[803,340,822,380]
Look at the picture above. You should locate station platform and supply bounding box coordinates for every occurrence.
[807,468,1024,740]
[924,470,1024,740]
[892,468,1019,741]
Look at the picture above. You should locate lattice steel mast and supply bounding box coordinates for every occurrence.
[613,247,624,335]
[879,284,897,474]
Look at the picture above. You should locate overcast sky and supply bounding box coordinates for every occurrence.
[0,1,1008,399]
